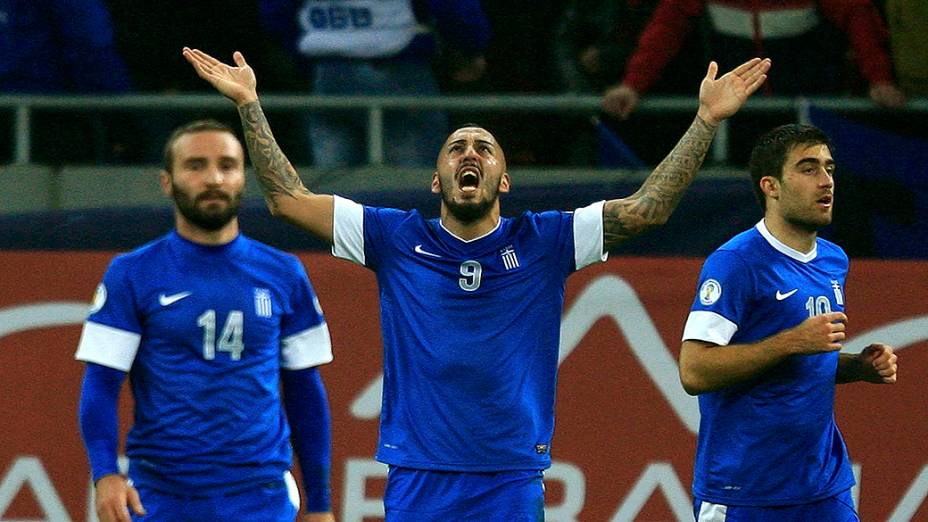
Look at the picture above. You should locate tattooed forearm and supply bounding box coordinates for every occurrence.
[237,101,310,213]
[603,116,717,249]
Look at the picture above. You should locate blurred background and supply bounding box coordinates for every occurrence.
[0,1,926,520]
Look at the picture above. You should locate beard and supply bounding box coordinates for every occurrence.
[172,184,241,231]
[439,181,499,223]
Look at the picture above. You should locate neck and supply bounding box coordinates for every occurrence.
[440,205,501,241]
[763,213,817,253]
[175,216,240,245]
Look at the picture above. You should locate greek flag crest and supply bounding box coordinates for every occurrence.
[500,245,520,270]
[254,288,273,318]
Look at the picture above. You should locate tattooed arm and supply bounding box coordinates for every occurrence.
[602,58,770,251]
[183,48,335,243]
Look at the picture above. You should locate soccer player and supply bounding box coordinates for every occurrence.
[75,120,336,522]
[184,46,769,519]
[679,124,898,521]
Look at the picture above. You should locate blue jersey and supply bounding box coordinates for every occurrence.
[332,196,606,471]
[75,231,332,495]
[681,220,854,506]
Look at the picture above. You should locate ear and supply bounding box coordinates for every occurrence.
[760,175,780,200]
[430,171,441,194]
[159,171,173,197]
[499,172,511,194]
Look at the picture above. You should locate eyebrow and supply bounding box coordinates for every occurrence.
[447,138,495,149]
[794,157,835,167]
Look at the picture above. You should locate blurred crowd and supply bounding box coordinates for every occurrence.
[1,0,926,167]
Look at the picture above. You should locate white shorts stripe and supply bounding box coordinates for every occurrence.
[698,500,728,522]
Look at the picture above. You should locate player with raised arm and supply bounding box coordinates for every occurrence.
[680,124,898,521]
[76,120,335,522]
[184,47,769,519]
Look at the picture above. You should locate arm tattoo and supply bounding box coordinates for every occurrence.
[237,101,310,213]
[603,116,717,250]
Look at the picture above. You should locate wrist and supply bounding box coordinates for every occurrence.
[696,108,720,128]
[236,93,259,107]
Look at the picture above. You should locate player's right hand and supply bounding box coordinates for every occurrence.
[787,311,847,355]
[95,474,146,522]
[183,47,259,106]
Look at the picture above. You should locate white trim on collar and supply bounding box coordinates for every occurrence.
[439,217,502,243]
[756,219,817,263]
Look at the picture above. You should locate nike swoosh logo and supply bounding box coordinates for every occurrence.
[159,292,192,306]
[776,289,798,301]
[414,245,442,258]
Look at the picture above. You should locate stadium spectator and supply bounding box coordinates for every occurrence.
[104,0,309,163]
[75,120,335,521]
[602,0,907,120]
[680,123,898,520]
[258,0,491,168]
[884,0,928,96]
[0,0,133,163]
[185,45,769,517]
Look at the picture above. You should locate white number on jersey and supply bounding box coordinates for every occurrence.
[804,295,832,318]
[459,260,482,292]
[197,309,245,361]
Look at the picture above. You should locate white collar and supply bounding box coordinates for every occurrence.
[439,217,501,243]
[755,219,817,263]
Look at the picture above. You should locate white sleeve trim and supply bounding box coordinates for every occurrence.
[74,321,141,372]
[573,200,609,270]
[281,322,333,370]
[682,310,738,346]
[332,195,365,265]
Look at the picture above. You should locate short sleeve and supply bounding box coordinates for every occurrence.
[74,257,142,371]
[573,200,608,270]
[280,257,333,370]
[681,250,753,346]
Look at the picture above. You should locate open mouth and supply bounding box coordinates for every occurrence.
[816,194,833,206]
[457,166,481,193]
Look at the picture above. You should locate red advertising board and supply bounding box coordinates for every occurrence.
[0,252,925,520]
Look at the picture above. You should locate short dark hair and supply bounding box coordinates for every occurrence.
[163,119,239,173]
[748,124,833,210]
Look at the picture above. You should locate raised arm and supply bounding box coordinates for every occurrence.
[602,58,770,251]
[183,48,335,243]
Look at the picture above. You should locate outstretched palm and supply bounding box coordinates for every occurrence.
[183,47,257,105]
[698,58,771,125]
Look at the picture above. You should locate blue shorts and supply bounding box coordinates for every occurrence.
[694,489,858,522]
[384,466,545,521]
[130,472,299,521]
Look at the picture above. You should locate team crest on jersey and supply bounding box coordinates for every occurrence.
[500,245,520,270]
[830,280,844,305]
[254,288,273,318]
[89,283,107,314]
[699,279,722,305]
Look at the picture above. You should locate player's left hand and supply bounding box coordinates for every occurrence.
[301,512,336,522]
[858,343,897,384]
[697,58,770,126]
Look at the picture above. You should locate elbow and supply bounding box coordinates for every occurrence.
[679,365,708,396]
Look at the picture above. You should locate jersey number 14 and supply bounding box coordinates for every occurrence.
[197,310,245,360]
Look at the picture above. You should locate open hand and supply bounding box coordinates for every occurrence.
[183,47,258,106]
[697,58,770,126]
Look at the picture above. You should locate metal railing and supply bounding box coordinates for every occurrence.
[3,94,927,165]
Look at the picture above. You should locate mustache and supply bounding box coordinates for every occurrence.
[196,190,231,202]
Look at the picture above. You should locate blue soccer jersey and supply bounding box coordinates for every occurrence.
[332,196,607,471]
[681,220,855,506]
[75,231,332,494]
